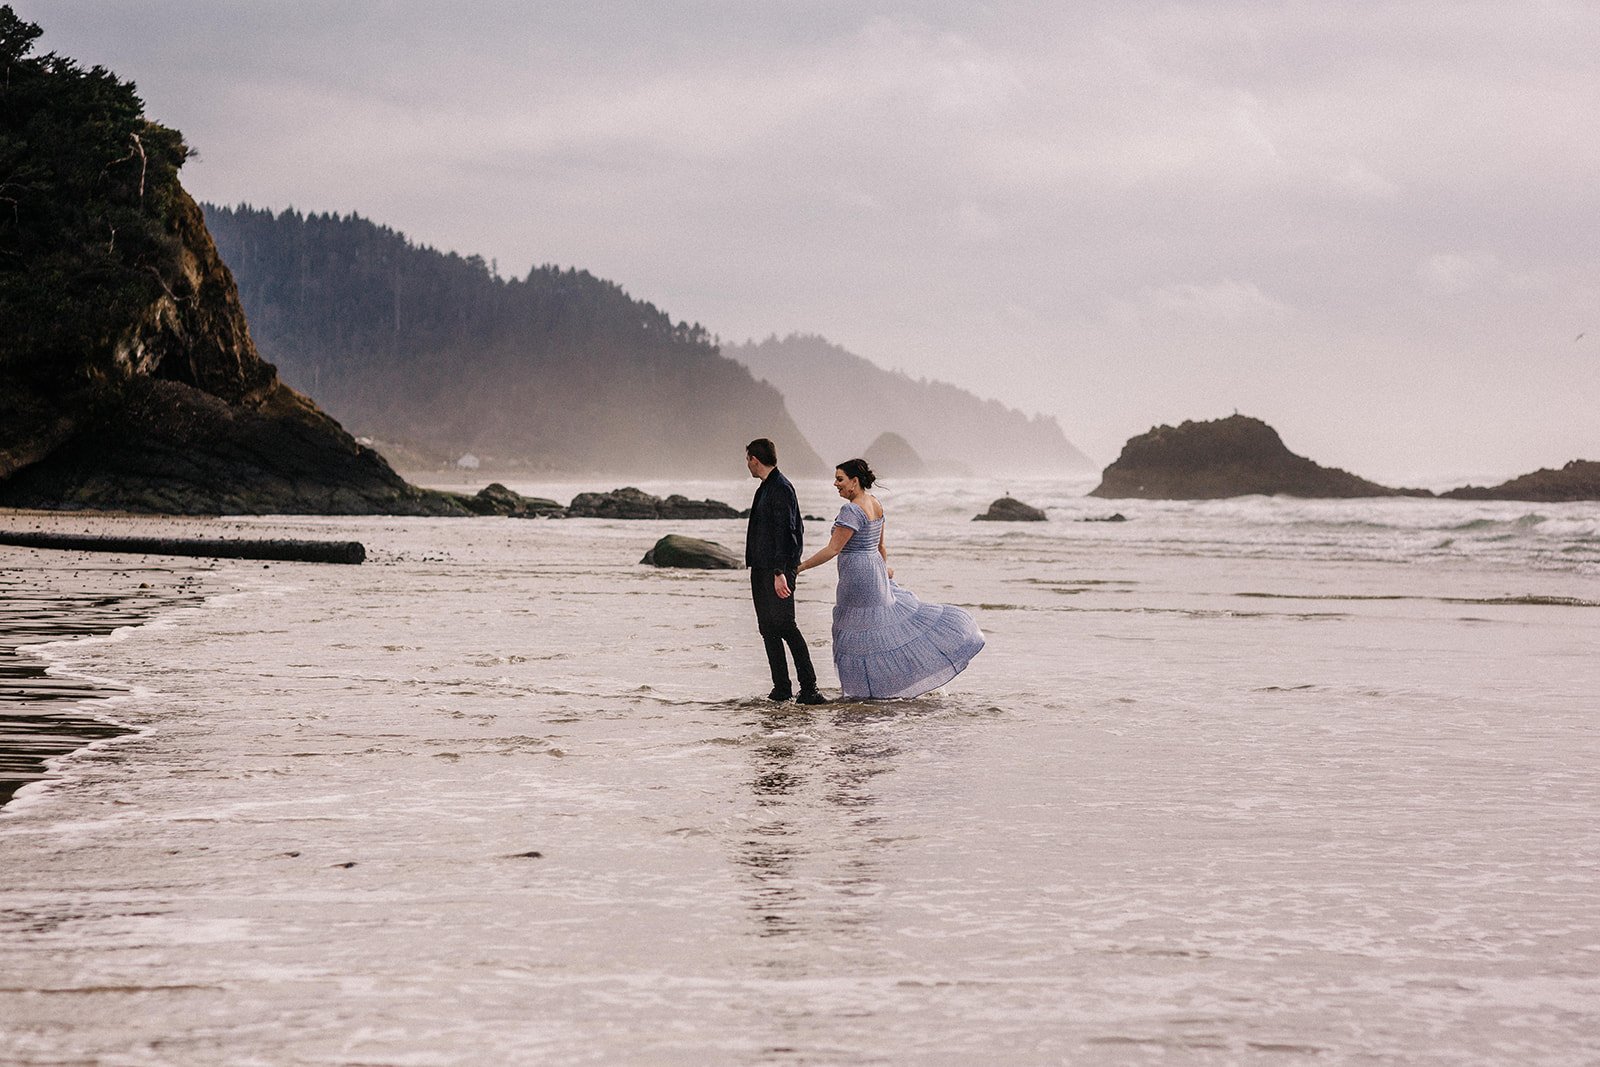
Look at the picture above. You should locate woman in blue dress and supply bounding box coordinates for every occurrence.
[791,459,985,699]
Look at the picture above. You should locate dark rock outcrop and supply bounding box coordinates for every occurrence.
[568,487,739,520]
[455,482,563,517]
[973,497,1047,521]
[640,535,741,569]
[1090,416,1432,500]
[0,16,461,516]
[1442,460,1600,502]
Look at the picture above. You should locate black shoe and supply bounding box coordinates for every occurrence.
[768,687,793,701]
[795,689,827,705]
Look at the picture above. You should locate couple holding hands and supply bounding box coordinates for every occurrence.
[743,437,984,704]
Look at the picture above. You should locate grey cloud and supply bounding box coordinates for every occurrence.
[21,0,1599,477]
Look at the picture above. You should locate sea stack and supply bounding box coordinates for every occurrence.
[862,432,927,477]
[1442,460,1600,502]
[1090,415,1431,500]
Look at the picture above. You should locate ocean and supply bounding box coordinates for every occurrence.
[1,475,1597,1065]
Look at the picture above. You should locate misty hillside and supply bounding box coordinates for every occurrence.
[203,204,822,476]
[726,334,1094,474]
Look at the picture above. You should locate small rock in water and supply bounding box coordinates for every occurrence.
[507,850,544,859]
[973,497,1047,522]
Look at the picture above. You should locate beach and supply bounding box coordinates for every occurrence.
[1,478,1597,1065]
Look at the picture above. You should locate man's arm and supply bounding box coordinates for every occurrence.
[784,483,804,569]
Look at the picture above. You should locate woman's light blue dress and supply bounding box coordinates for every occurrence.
[830,501,985,699]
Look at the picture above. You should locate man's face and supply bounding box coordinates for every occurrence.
[746,453,760,478]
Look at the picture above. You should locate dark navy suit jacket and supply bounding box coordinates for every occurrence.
[745,469,803,571]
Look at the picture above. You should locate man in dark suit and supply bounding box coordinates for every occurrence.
[745,438,824,704]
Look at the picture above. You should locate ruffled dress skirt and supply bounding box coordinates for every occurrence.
[830,512,985,699]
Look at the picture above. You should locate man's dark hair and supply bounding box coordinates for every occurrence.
[746,438,777,467]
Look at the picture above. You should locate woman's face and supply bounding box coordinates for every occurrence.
[833,469,860,498]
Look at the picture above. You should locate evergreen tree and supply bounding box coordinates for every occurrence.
[0,5,190,380]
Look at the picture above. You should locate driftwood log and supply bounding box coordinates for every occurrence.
[0,532,366,565]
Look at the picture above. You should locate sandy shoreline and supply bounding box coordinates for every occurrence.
[1,495,1597,1063]
[0,512,249,809]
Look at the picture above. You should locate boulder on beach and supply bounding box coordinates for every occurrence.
[568,487,739,520]
[973,497,1047,521]
[640,535,742,569]
[1090,415,1433,500]
[1441,460,1600,502]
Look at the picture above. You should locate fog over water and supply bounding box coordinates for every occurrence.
[21,1,1600,479]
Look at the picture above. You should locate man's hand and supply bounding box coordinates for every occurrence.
[774,573,792,599]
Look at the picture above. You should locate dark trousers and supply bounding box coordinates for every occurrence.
[750,568,817,693]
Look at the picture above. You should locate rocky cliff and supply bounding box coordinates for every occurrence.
[0,11,459,515]
[1090,415,1430,500]
[1442,460,1600,502]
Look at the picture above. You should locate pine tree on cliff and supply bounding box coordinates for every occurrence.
[0,6,190,378]
[0,6,457,513]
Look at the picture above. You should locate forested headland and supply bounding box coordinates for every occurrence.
[204,205,821,476]
[726,334,1094,475]
[0,7,451,514]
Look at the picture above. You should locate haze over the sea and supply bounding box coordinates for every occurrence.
[24,0,1598,480]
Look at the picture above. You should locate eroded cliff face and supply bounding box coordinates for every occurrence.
[0,8,460,515]
[105,189,276,403]
[0,191,460,515]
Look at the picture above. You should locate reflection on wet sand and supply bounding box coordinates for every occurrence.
[738,707,904,944]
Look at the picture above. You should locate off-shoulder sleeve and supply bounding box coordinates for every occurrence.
[833,503,864,532]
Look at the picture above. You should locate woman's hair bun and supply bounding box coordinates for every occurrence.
[836,457,877,489]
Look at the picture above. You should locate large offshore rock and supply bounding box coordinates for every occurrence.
[640,535,742,569]
[1442,460,1600,502]
[973,497,1047,521]
[1090,415,1432,500]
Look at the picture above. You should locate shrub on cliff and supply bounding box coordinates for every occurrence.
[0,6,190,380]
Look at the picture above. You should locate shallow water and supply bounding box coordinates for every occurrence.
[1,482,1598,1065]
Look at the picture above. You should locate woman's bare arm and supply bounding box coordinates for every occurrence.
[797,525,854,575]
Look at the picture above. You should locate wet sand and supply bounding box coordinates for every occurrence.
[0,512,255,808]
[2,492,1597,1065]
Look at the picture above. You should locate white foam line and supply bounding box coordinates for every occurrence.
[1,576,271,819]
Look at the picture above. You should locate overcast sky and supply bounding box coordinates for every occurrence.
[25,1,1599,480]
